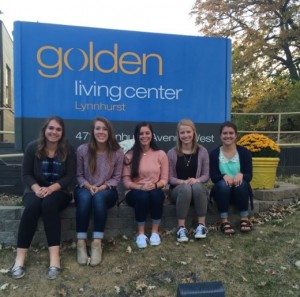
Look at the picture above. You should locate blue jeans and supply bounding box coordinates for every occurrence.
[212,179,249,219]
[74,187,118,239]
[126,189,165,225]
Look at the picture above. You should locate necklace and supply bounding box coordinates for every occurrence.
[183,154,192,167]
[142,148,150,156]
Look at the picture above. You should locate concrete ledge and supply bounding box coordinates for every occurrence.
[0,182,299,246]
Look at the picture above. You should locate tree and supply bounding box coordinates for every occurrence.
[191,0,300,81]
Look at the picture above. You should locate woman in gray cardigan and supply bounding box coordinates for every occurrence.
[167,119,210,242]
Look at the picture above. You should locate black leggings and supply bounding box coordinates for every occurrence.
[17,191,71,248]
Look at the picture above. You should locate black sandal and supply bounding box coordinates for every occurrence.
[220,222,235,235]
[240,219,252,233]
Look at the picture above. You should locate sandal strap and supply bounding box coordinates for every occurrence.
[220,222,235,234]
[240,219,252,232]
[240,219,251,226]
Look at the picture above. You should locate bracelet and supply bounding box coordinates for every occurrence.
[155,183,158,189]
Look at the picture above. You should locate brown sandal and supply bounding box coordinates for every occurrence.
[220,222,235,235]
[240,219,252,233]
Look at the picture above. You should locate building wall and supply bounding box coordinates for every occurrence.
[0,21,14,143]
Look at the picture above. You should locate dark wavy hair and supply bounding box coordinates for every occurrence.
[129,122,160,179]
[36,116,68,161]
[88,117,120,175]
[219,121,238,135]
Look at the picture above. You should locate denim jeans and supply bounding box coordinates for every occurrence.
[74,187,118,239]
[212,179,249,219]
[126,189,165,225]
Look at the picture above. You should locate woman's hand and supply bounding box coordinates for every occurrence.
[141,183,156,191]
[223,175,234,187]
[36,186,54,198]
[89,185,97,195]
[94,184,108,194]
[186,178,197,185]
[233,173,243,187]
[87,184,109,195]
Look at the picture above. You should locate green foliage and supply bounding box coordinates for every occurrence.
[232,78,300,135]
[191,0,300,136]
[191,0,300,81]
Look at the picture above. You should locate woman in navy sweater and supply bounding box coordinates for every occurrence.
[210,121,253,235]
[10,116,75,280]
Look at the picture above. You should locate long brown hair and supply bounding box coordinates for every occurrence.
[88,117,120,175]
[129,122,160,179]
[36,116,68,161]
[175,119,199,156]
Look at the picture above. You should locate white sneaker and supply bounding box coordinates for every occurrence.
[177,227,189,242]
[150,233,161,246]
[194,224,208,239]
[136,234,148,249]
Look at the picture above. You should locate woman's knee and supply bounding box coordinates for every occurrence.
[150,189,165,202]
[191,182,206,196]
[214,180,232,195]
[171,184,191,202]
[42,192,69,212]
[23,192,41,208]
[74,188,92,202]
[93,190,117,208]
[216,179,230,189]
[235,181,248,193]
[126,190,149,207]
[178,184,192,195]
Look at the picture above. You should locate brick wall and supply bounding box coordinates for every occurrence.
[0,182,299,246]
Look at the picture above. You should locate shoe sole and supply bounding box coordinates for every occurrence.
[11,272,25,279]
[177,238,189,242]
[90,261,102,266]
[150,241,161,246]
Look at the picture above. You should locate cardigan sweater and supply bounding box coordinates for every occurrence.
[22,140,76,193]
[209,145,254,209]
[167,144,210,185]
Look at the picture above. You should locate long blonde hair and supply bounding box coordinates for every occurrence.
[175,119,199,156]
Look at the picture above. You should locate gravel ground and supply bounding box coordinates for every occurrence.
[0,193,22,206]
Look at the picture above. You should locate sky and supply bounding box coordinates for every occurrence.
[0,0,199,38]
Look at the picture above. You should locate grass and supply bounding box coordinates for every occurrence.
[0,202,299,297]
[277,174,300,186]
[0,175,299,296]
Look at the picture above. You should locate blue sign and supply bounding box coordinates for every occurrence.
[14,21,231,151]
